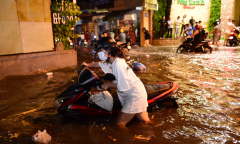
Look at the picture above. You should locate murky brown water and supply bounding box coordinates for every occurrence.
[0,46,240,143]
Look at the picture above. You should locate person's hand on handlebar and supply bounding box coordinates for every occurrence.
[81,62,88,67]
[101,83,109,90]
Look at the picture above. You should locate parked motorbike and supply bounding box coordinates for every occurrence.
[177,37,212,53]
[227,28,240,47]
[55,66,179,117]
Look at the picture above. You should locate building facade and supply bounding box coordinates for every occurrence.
[0,0,54,56]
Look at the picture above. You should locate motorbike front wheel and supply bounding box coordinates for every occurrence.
[203,45,212,53]
[227,39,234,47]
[176,45,187,53]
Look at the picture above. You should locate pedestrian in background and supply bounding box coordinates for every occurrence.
[129,27,136,46]
[108,29,115,41]
[158,16,166,39]
[199,21,202,27]
[174,16,180,39]
[180,15,187,36]
[167,17,173,38]
[142,27,151,47]
[189,16,195,28]
[85,31,89,44]
[210,22,221,47]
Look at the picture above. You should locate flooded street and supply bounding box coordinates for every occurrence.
[0,46,240,143]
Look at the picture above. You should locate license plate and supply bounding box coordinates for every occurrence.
[229,36,233,39]
[127,46,131,49]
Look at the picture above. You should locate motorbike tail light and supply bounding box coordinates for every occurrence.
[84,40,86,42]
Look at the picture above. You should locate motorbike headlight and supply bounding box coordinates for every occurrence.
[55,95,76,109]
[54,99,63,109]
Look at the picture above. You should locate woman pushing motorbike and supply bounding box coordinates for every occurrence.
[187,24,202,52]
[82,47,150,127]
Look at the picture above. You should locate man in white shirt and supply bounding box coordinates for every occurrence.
[174,16,180,39]
[180,15,187,36]
[167,17,173,38]
[224,19,238,46]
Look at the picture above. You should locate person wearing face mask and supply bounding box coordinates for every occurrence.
[82,47,150,127]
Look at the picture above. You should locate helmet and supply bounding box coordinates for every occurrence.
[120,28,124,33]
[132,62,146,71]
[195,24,201,30]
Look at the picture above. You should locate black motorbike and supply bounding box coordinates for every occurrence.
[55,66,179,117]
[177,37,212,53]
[227,28,240,46]
[95,37,131,52]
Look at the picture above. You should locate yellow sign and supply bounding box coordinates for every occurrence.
[146,0,157,4]
[145,0,158,11]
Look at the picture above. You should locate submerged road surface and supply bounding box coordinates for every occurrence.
[0,46,240,143]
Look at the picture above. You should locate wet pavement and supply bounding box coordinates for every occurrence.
[0,45,240,143]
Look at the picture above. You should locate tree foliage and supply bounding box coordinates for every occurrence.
[51,0,82,49]
[209,0,221,32]
[153,0,167,38]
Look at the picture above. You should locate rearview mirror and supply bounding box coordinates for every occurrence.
[103,73,116,81]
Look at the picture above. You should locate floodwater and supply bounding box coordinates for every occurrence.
[0,46,240,143]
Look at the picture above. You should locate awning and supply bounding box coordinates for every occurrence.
[102,9,132,21]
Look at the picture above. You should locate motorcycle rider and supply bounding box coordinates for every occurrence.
[187,24,202,52]
[184,24,193,36]
[115,28,126,45]
[232,20,239,37]
[223,19,238,46]
[82,47,150,127]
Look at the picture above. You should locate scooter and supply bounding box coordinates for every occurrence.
[177,36,212,53]
[55,66,179,117]
[227,28,240,46]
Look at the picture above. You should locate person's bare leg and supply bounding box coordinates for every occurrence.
[115,112,136,127]
[135,111,150,122]
[216,42,219,47]
[146,40,150,47]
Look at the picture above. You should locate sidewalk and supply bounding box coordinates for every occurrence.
[152,36,225,46]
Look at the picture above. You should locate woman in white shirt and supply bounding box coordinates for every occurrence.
[82,47,150,126]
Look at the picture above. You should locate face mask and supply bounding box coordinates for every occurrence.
[98,52,108,61]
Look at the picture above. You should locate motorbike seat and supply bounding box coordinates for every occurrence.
[145,84,170,100]
[111,84,170,110]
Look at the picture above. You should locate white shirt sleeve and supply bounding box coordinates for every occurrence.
[98,62,112,74]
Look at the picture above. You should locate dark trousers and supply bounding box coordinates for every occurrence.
[167,28,173,38]
[180,24,185,36]
[159,27,165,38]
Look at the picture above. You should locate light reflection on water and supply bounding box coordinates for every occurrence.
[0,46,240,143]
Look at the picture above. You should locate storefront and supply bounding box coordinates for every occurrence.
[170,0,211,31]
[169,0,239,34]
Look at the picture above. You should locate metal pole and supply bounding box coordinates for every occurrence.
[73,28,76,51]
